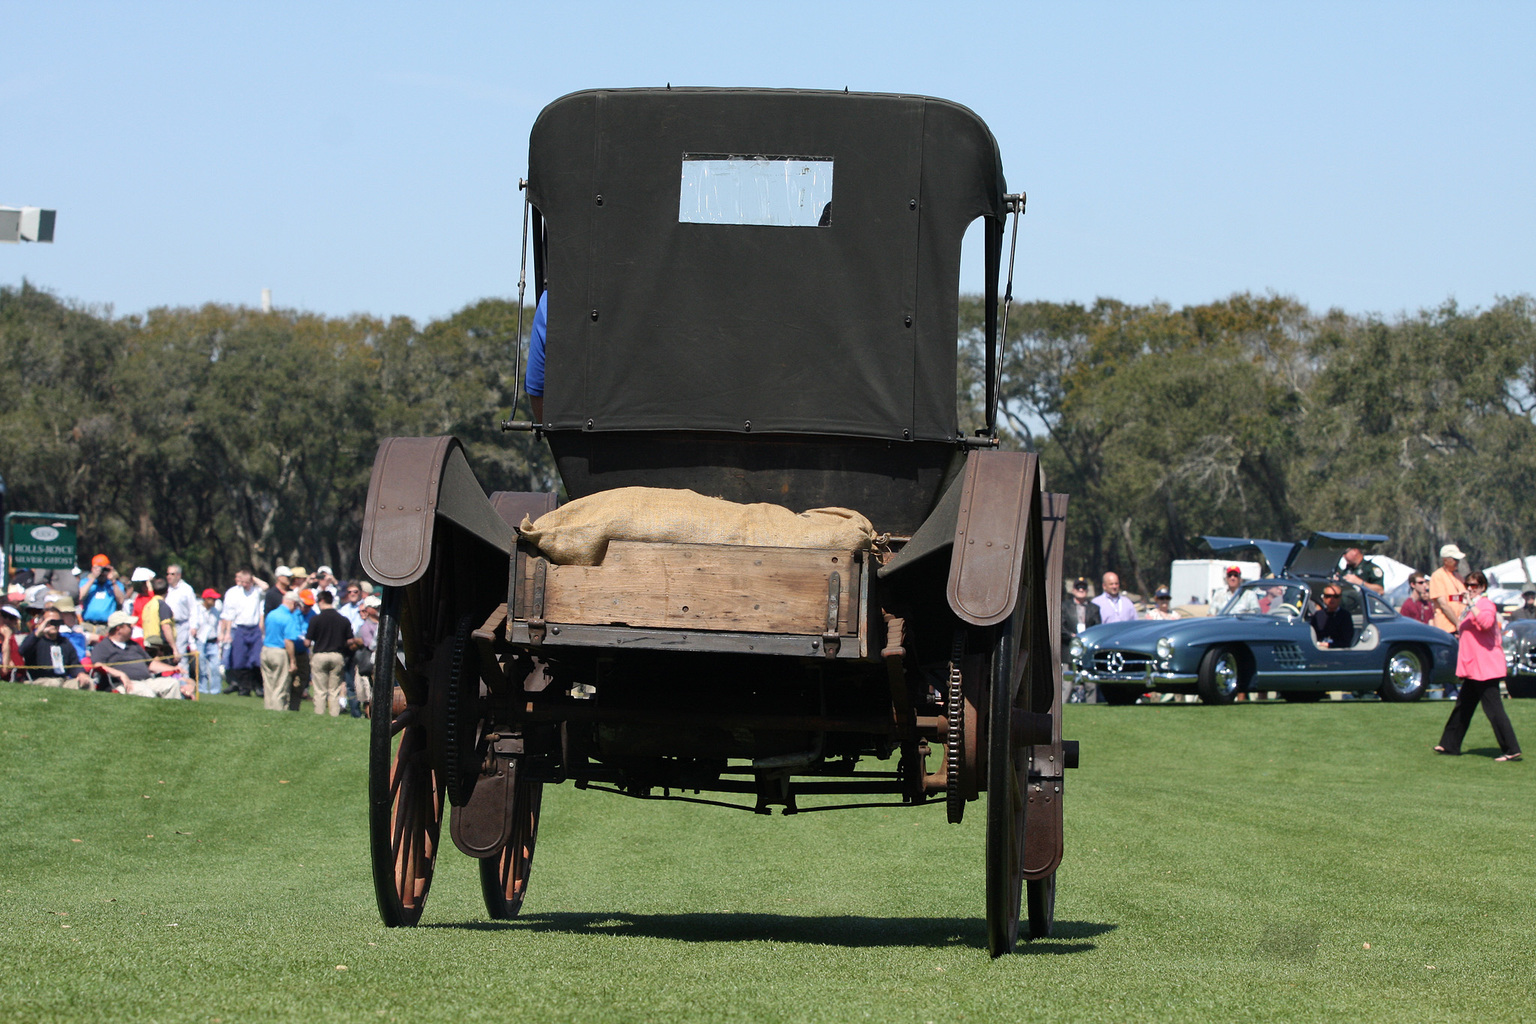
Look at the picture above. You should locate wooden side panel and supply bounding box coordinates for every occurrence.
[520,541,860,635]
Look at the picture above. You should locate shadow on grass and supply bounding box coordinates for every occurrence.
[426,911,1114,952]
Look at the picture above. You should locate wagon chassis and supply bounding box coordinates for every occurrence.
[361,86,1081,957]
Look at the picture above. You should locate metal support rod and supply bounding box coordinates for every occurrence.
[510,179,531,421]
[992,192,1025,434]
[510,699,902,736]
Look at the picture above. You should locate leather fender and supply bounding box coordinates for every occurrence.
[360,436,517,587]
[945,450,1039,627]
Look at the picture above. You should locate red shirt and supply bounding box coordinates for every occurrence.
[1400,597,1434,625]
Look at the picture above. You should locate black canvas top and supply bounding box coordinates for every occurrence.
[527,88,1006,442]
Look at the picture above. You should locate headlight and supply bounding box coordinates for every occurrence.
[1068,638,1084,664]
[1156,637,1174,661]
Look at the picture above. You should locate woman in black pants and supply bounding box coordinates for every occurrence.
[1435,572,1522,761]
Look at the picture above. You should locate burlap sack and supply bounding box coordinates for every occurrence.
[519,487,873,565]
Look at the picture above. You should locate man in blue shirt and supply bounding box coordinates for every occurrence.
[260,590,305,711]
[526,290,548,421]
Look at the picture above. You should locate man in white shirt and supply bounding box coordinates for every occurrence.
[219,566,266,697]
[335,581,366,717]
[164,565,198,674]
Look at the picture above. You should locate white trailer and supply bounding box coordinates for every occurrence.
[1168,558,1263,607]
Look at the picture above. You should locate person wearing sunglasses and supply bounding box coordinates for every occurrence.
[1435,571,1522,761]
[1400,573,1435,625]
[1310,586,1354,649]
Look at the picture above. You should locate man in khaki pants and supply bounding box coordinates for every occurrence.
[306,589,356,716]
[260,590,303,711]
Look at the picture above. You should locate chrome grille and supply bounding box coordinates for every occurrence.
[1091,650,1152,675]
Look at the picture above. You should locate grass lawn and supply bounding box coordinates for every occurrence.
[1,685,1532,1023]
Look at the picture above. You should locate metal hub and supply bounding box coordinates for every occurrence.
[1388,651,1421,693]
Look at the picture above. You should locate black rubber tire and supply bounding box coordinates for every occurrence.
[1196,646,1245,705]
[1379,646,1428,702]
[1101,685,1141,705]
[479,772,544,919]
[1280,690,1326,703]
[985,619,1025,957]
[369,588,443,927]
[1026,872,1056,939]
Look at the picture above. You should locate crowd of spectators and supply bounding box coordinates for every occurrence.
[2,555,382,716]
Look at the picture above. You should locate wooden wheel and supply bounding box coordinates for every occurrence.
[369,587,444,927]
[479,771,544,919]
[985,617,1027,957]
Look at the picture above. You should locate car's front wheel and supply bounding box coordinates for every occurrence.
[1379,646,1428,702]
[1197,646,1245,705]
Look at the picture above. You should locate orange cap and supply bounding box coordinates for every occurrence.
[299,588,316,606]
[91,553,111,568]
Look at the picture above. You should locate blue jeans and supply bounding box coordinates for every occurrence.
[197,639,224,694]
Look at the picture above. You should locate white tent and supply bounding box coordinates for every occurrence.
[1483,555,1536,608]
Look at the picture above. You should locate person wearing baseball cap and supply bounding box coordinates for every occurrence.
[1144,586,1180,622]
[1428,544,1469,636]
[0,605,23,682]
[78,556,126,628]
[1427,544,1469,699]
[261,589,306,711]
[190,587,225,695]
[18,607,92,689]
[126,567,156,626]
[1062,577,1101,704]
[90,610,190,698]
[1510,588,1536,623]
[263,566,294,617]
[44,592,93,661]
[1210,566,1259,614]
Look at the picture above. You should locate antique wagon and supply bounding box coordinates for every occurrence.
[358,87,1079,955]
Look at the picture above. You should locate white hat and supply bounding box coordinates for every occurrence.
[274,565,293,578]
[362,595,382,608]
[106,609,136,630]
[316,565,334,576]
[1440,544,1467,561]
[130,566,155,583]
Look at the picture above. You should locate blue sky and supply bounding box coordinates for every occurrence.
[2,1,1531,323]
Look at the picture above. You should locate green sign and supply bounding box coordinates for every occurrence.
[5,513,81,571]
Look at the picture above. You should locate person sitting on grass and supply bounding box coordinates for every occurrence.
[18,610,93,689]
[91,611,193,699]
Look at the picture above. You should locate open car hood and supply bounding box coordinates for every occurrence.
[1200,531,1388,577]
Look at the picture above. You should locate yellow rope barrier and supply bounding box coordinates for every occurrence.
[6,649,202,700]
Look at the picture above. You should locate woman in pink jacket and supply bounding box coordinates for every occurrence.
[1435,572,1522,761]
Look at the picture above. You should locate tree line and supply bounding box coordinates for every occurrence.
[4,280,1533,592]
[959,291,1536,592]
[0,281,553,586]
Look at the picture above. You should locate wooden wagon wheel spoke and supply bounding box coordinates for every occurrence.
[370,586,444,927]
[479,772,544,919]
